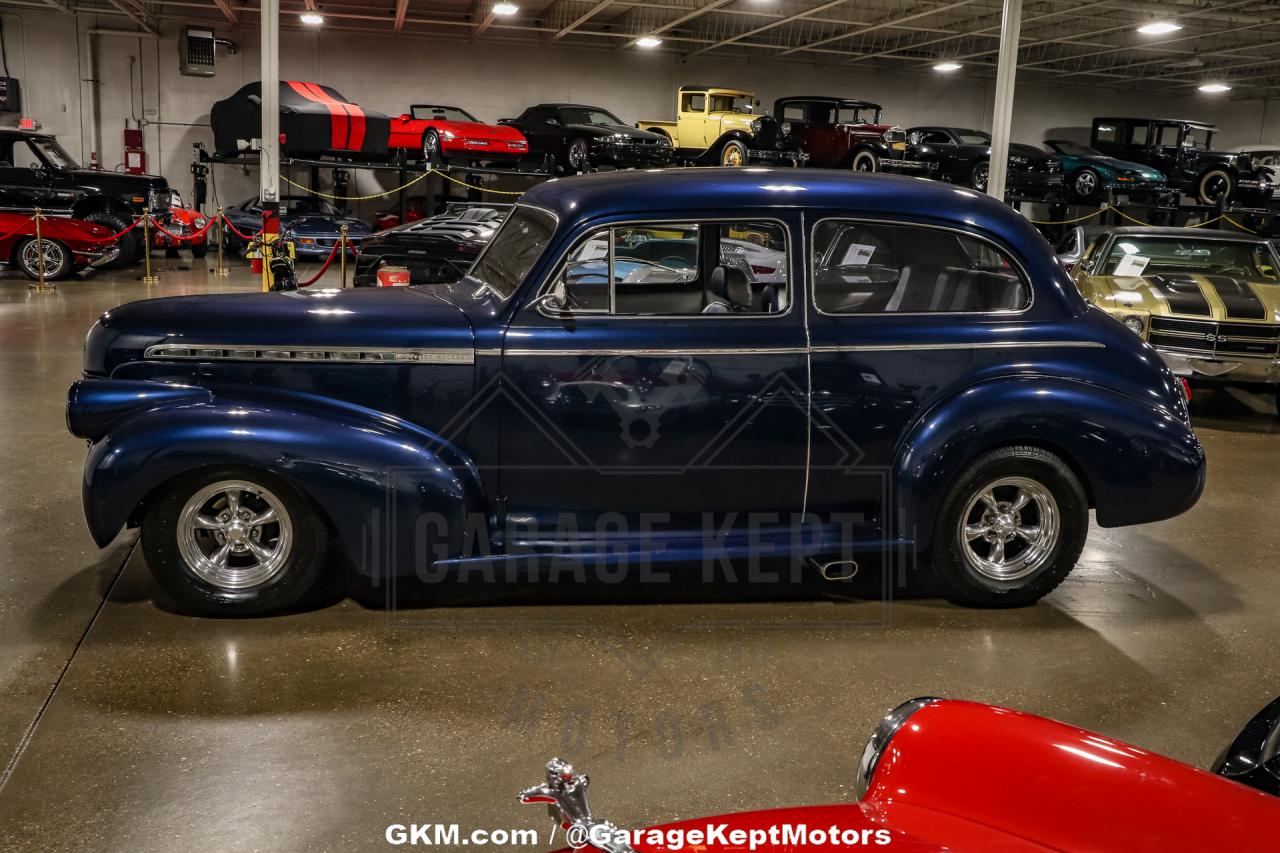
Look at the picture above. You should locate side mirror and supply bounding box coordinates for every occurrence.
[1056,226,1085,270]
[399,113,411,122]
[546,118,561,127]
[527,290,566,314]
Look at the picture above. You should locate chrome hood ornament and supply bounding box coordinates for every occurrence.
[518,758,637,853]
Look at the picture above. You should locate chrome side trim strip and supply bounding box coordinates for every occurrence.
[810,341,1105,353]
[502,347,809,357]
[144,343,475,365]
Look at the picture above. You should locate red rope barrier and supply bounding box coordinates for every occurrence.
[77,213,146,244]
[220,214,262,242]
[296,239,342,287]
[151,215,217,242]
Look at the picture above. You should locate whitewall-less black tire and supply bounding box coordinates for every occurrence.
[141,467,329,617]
[928,445,1088,608]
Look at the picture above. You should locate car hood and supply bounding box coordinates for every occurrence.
[289,214,372,235]
[1082,155,1162,177]
[67,168,168,191]
[1083,273,1280,322]
[434,120,523,140]
[567,123,666,142]
[84,287,475,376]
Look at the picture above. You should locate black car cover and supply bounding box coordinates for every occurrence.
[211,81,390,159]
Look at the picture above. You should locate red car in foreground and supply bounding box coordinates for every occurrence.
[387,104,529,166]
[0,211,119,280]
[521,697,1280,852]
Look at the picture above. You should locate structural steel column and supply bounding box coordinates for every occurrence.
[987,0,1022,202]
[260,0,280,205]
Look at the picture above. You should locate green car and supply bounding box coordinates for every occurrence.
[1044,139,1167,201]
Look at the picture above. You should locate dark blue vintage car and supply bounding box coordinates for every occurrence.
[67,169,1205,616]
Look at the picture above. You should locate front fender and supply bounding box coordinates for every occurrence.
[79,385,485,578]
[894,377,1204,550]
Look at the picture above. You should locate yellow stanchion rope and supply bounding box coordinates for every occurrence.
[1027,206,1109,226]
[280,167,527,201]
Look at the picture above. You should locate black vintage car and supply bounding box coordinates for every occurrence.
[352,204,507,287]
[499,103,674,174]
[1089,117,1273,206]
[906,126,1064,199]
[0,129,170,266]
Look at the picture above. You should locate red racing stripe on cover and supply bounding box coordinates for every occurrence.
[286,80,348,150]
[302,82,365,151]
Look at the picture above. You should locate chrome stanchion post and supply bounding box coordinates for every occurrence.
[215,207,230,276]
[339,224,348,288]
[28,207,54,292]
[141,211,159,285]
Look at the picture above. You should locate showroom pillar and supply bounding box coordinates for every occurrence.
[986,0,1022,201]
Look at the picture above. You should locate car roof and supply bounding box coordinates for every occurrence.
[522,168,1036,236]
[1091,225,1262,241]
[1093,117,1217,129]
[680,85,753,95]
[529,103,609,110]
[775,96,881,108]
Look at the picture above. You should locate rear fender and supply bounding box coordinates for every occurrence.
[894,376,1204,550]
[78,383,484,578]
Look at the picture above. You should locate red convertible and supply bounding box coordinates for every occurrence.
[521,697,1280,851]
[387,104,529,167]
[0,211,119,280]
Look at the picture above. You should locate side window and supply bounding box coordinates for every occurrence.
[0,138,13,167]
[923,130,952,145]
[682,93,706,113]
[544,220,789,317]
[812,220,1029,314]
[1093,124,1117,144]
[781,104,808,124]
[13,139,42,169]
[1130,123,1152,146]
[1156,124,1180,147]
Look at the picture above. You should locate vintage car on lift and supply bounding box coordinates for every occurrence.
[1060,224,1280,415]
[637,86,805,167]
[906,126,1064,197]
[517,696,1280,852]
[0,211,119,280]
[1043,139,1167,201]
[211,81,391,161]
[500,103,674,174]
[1090,117,1273,206]
[773,96,930,175]
[67,169,1204,616]
[386,104,529,167]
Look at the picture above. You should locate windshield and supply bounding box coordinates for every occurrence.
[283,197,341,217]
[1100,236,1279,280]
[956,131,991,145]
[170,190,185,208]
[559,107,623,126]
[30,137,78,169]
[411,105,478,122]
[1051,141,1102,157]
[1249,150,1280,166]
[466,205,556,299]
[709,94,754,114]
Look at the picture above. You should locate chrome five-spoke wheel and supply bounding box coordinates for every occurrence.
[958,477,1059,581]
[176,480,293,591]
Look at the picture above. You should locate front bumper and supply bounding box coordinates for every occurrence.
[83,245,121,268]
[1157,348,1280,386]
[748,148,807,166]
[591,140,675,167]
[878,158,933,175]
[443,142,528,162]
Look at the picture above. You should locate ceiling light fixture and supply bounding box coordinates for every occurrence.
[299,12,324,24]
[1137,21,1182,35]
[493,2,519,15]
[636,36,663,48]
[933,61,963,72]
[1198,83,1232,93]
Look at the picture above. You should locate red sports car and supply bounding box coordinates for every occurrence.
[0,211,119,280]
[520,697,1280,852]
[152,191,210,258]
[387,104,529,166]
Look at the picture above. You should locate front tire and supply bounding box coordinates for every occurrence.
[190,240,209,259]
[928,446,1088,608]
[83,210,139,269]
[1196,168,1234,205]
[970,161,990,192]
[422,130,443,167]
[720,139,748,167]
[15,236,70,280]
[1071,167,1101,200]
[851,150,878,172]
[566,138,591,174]
[141,467,329,617]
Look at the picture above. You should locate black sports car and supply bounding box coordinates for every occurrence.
[352,204,508,287]
[906,126,1063,199]
[499,103,673,174]
[211,81,390,160]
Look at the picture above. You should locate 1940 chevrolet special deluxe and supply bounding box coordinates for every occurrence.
[67,169,1205,616]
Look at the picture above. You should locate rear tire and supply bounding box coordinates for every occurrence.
[83,210,139,269]
[141,467,329,617]
[928,445,1088,608]
[970,161,990,192]
[15,237,70,280]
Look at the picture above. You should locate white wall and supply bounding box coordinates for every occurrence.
[0,9,1273,218]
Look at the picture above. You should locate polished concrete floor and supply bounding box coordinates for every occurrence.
[1,261,1279,851]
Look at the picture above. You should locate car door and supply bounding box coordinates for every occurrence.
[1147,123,1187,183]
[497,214,808,543]
[804,214,1033,540]
[520,107,564,162]
[677,91,709,149]
[0,137,57,212]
